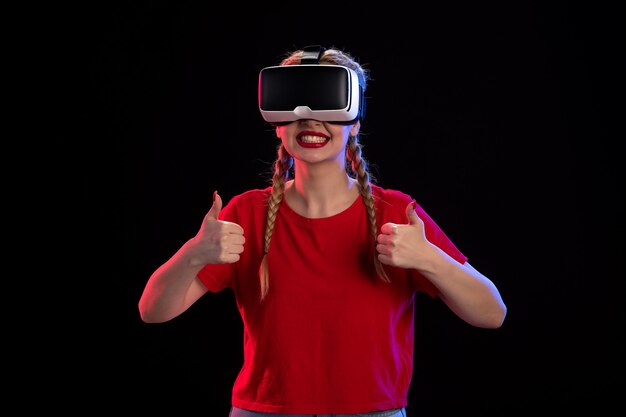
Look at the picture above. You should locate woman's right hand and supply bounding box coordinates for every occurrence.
[188,191,245,267]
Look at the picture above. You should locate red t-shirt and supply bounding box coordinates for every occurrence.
[197,185,467,414]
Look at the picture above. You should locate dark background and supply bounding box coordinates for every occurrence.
[81,1,623,415]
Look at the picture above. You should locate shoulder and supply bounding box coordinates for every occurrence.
[227,187,272,206]
[371,184,434,224]
[371,184,413,208]
[372,184,433,216]
[220,187,272,221]
[370,184,414,224]
[371,184,467,264]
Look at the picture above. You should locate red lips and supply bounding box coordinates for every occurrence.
[296,131,330,148]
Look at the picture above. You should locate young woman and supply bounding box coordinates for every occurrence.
[138,46,507,417]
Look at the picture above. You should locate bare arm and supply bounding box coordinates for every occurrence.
[376,201,507,328]
[138,192,245,323]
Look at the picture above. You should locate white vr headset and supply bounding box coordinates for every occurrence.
[258,46,365,126]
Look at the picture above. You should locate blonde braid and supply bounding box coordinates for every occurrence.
[259,143,293,300]
[347,136,390,283]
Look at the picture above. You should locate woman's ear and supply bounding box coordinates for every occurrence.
[350,120,361,137]
[275,126,280,138]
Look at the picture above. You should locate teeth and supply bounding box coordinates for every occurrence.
[299,135,327,143]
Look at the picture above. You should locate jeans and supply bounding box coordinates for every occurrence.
[229,406,406,417]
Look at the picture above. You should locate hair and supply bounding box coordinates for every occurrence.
[258,47,390,300]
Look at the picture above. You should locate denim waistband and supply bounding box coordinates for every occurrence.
[229,406,406,417]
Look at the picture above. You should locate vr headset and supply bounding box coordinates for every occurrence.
[258,45,365,126]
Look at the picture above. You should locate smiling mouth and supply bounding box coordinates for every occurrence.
[299,135,328,143]
[297,135,329,148]
[296,132,330,148]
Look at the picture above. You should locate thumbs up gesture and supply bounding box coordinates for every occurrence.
[376,200,430,270]
[189,191,245,266]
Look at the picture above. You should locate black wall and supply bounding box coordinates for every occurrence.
[82,2,623,415]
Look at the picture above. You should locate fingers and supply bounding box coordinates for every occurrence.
[205,190,223,222]
[376,232,394,246]
[217,232,246,246]
[406,200,420,225]
[380,222,396,235]
[203,191,244,233]
[380,200,421,235]
[204,191,244,232]
[375,200,425,269]
[377,253,394,266]
[197,191,246,264]
[214,232,246,263]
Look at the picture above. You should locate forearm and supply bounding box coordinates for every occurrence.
[138,238,208,323]
[417,244,507,328]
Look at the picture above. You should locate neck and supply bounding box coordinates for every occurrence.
[286,163,360,218]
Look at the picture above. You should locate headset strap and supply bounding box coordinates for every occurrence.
[300,45,326,64]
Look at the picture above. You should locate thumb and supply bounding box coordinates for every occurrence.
[205,191,223,221]
[406,200,420,225]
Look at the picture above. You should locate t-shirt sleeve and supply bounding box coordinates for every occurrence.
[414,202,468,265]
[375,187,469,298]
[196,197,239,293]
